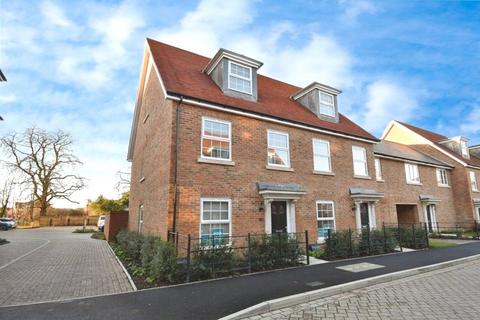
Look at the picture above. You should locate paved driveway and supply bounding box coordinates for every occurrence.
[0,227,133,307]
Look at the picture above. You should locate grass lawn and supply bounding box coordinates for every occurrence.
[429,240,457,248]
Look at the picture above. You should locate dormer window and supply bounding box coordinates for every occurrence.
[291,82,341,123]
[460,140,469,158]
[203,48,263,102]
[228,61,252,94]
[319,92,335,117]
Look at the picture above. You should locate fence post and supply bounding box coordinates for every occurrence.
[412,224,417,249]
[476,220,480,240]
[327,228,331,259]
[211,234,215,276]
[247,233,252,273]
[367,226,371,255]
[456,224,460,239]
[348,228,353,257]
[398,225,403,252]
[305,230,310,265]
[175,232,179,253]
[424,222,430,248]
[186,234,191,283]
[383,223,387,253]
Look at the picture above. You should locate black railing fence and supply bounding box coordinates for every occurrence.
[168,231,309,282]
[427,221,480,240]
[324,223,429,260]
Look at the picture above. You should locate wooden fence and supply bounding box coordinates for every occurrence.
[39,216,99,227]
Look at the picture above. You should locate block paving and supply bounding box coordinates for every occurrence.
[245,259,480,320]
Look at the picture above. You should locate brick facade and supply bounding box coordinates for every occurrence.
[383,122,480,224]
[128,41,472,242]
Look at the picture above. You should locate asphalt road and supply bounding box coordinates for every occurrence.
[1,242,480,320]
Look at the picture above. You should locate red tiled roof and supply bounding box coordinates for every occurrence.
[147,38,377,141]
[398,121,480,167]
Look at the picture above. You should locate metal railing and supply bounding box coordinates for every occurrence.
[168,231,310,282]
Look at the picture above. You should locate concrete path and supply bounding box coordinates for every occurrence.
[1,241,480,320]
[245,259,480,319]
[0,227,133,307]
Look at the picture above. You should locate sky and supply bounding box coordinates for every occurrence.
[0,0,479,207]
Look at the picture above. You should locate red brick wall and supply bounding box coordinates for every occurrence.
[405,144,479,223]
[173,103,379,240]
[105,211,129,242]
[375,157,456,224]
[129,68,175,239]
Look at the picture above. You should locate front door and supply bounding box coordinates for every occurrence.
[477,207,480,221]
[271,201,287,233]
[360,203,370,229]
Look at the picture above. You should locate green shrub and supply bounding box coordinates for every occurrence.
[73,227,96,233]
[91,232,105,240]
[149,240,178,283]
[191,244,237,280]
[140,235,156,270]
[116,229,143,263]
[248,233,303,271]
[309,248,325,259]
[326,230,352,259]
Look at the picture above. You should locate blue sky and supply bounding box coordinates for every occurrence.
[1,0,479,207]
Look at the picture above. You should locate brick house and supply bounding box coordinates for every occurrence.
[382,121,480,225]
[373,140,455,231]
[127,39,460,242]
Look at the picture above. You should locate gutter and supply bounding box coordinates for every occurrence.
[172,96,183,233]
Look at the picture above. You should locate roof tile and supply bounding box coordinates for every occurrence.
[147,38,377,141]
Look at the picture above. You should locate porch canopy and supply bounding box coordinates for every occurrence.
[419,195,441,204]
[257,182,306,199]
[349,187,384,201]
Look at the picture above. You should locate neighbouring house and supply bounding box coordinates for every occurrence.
[382,121,480,225]
[373,140,455,232]
[127,38,464,242]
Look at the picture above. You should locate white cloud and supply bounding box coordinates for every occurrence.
[461,105,480,134]
[41,0,74,28]
[362,81,419,133]
[338,0,377,23]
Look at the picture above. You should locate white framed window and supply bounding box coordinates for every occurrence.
[352,146,368,176]
[227,61,252,94]
[374,158,383,181]
[319,92,335,117]
[312,139,331,172]
[436,168,449,186]
[470,171,478,192]
[200,198,231,245]
[138,204,144,233]
[267,130,290,167]
[460,140,469,158]
[405,163,421,184]
[201,117,231,161]
[316,201,335,241]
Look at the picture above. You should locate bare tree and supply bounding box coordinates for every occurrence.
[0,128,86,216]
[114,166,130,194]
[0,178,14,217]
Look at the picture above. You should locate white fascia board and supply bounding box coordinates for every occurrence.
[166,95,378,144]
[387,121,470,168]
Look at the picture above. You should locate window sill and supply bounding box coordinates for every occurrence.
[266,165,294,172]
[473,190,480,193]
[438,184,450,188]
[376,179,385,183]
[407,182,423,186]
[354,175,371,180]
[197,158,235,166]
[313,170,335,176]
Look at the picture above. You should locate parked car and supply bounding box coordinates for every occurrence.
[0,218,14,230]
[97,215,105,232]
[3,218,17,229]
